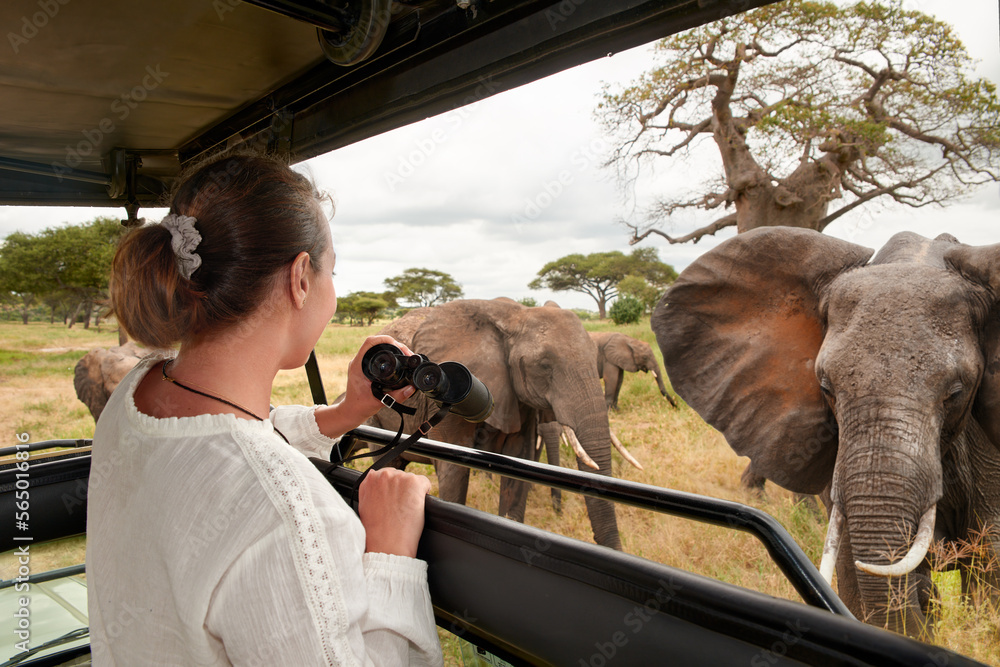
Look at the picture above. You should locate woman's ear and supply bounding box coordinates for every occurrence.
[654,227,872,494]
[288,251,311,309]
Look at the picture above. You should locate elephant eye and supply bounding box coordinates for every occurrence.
[818,377,833,397]
[945,383,964,403]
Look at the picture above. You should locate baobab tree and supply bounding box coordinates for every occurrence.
[599,0,1000,244]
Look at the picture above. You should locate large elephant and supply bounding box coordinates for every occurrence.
[653,227,1000,638]
[590,331,676,410]
[368,298,622,549]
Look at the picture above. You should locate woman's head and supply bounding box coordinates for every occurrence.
[110,153,331,349]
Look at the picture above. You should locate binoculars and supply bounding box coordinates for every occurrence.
[361,343,494,423]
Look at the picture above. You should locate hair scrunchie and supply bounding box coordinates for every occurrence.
[160,213,202,279]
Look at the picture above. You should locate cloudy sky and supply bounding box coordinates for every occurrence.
[1,0,997,312]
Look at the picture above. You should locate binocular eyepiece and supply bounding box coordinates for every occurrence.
[362,343,494,423]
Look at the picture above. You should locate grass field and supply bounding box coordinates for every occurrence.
[1,319,997,664]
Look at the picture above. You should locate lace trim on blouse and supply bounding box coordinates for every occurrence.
[233,429,357,667]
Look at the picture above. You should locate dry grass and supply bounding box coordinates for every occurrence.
[3,320,998,665]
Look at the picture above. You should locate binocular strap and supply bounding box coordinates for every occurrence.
[346,384,452,509]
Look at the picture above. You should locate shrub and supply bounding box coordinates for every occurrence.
[609,295,643,324]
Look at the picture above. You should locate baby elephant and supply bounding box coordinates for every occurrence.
[590,331,676,410]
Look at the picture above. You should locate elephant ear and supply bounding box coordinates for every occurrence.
[603,334,640,372]
[944,242,1000,454]
[653,227,873,494]
[411,301,522,434]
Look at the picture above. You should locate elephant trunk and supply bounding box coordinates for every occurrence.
[855,506,936,577]
[833,402,942,638]
[556,391,622,551]
[843,505,934,637]
[652,369,678,408]
[652,368,668,397]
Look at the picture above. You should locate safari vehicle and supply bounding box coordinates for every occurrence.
[0,0,988,665]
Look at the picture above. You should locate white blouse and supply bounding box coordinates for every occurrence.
[86,355,443,666]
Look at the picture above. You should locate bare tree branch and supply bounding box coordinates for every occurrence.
[626,213,738,245]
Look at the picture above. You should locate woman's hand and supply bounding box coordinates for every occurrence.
[314,335,416,439]
[358,468,431,558]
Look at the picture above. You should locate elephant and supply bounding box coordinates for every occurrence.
[590,331,677,410]
[74,342,146,421]
[652,227,1000,639]
[366,298,623,549]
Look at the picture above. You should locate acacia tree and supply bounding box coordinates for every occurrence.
[599,0,1000,244]
[529,248,676,318]
[44,217,124,328]
[0,217,123,326]
[338,292,389,325]
[0,231,54,324]
[384,268,463,307]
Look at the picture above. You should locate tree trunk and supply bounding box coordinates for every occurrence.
[67,300,84,328]
[711,53,851,238]
[733,158,849,234]
[83,301,93,329]
[19,294,34,324]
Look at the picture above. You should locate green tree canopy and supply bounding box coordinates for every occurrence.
[44,217,124,327]
[338,291,389,326]
[0,217,124,325]
[599,0,1000,245]
[384,268,463,308]
[529,248,676,318]
[617,274,663,314]
[0,230,55,324]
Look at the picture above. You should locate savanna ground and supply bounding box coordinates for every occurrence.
[1,319,997,665]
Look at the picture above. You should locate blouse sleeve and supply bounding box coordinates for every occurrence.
[270,404,342,459]
[205,447,442,666]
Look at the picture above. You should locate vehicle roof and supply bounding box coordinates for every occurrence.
[0,0,777,210]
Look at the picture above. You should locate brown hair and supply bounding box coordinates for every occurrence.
[109,153,329,348]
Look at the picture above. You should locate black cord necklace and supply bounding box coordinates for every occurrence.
[161,359,289,443]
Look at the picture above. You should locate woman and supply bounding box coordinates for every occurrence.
[86,153,443,666]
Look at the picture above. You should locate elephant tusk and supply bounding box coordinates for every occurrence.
[855,505,937,578]
[610,430,643,470]
[563,426,599,470]
[535,434,542,452]
[819,504,844,584]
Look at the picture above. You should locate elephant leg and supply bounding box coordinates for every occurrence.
[792,493,823,516]
[603,364,623,411]
[499,430,533,522]
[958,523,1000,611]
[431,419,477,505]
[740,464,767,498]
[435,461,471,505]
[499,478,530,522]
